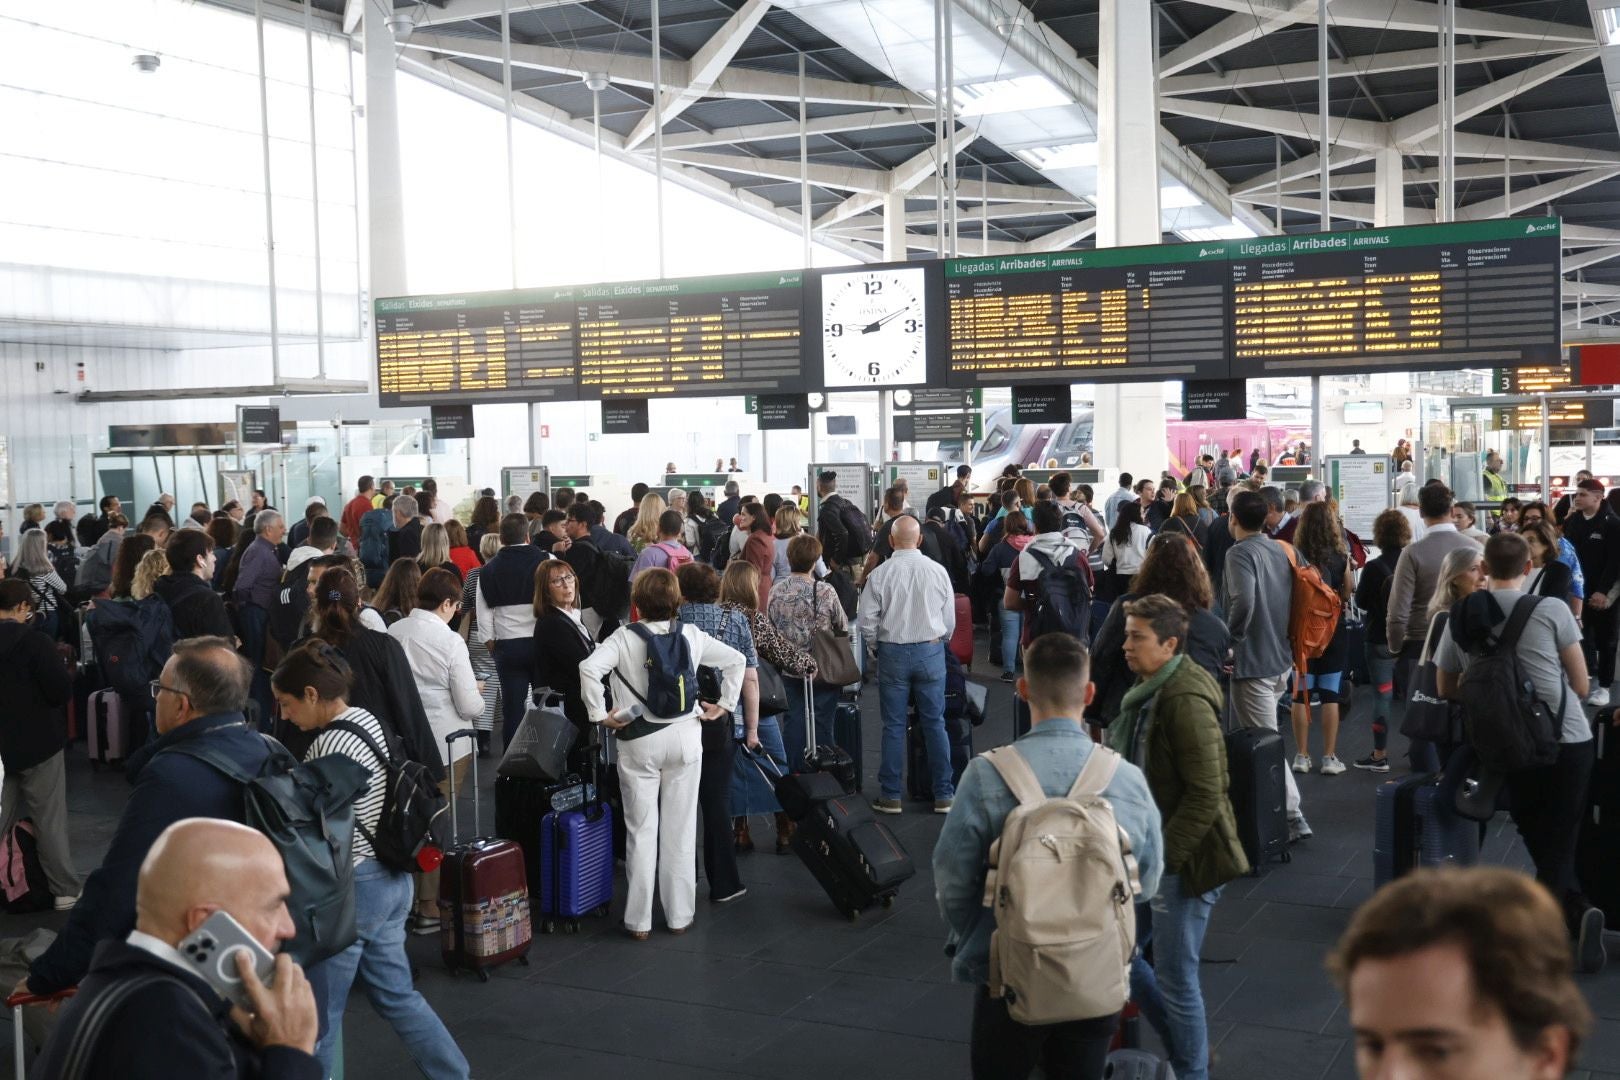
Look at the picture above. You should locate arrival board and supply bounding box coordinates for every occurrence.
[943,244,1229,386]
[1227,217,1562,377]
[375,270,804,406]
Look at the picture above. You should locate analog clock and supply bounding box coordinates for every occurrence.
[820,266,929,388]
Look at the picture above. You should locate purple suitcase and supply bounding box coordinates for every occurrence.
[537,801,614,933]
[87,689,129,767]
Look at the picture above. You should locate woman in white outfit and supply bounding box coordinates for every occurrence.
[578,568,744,939]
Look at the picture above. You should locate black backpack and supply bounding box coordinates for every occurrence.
[88,596,176,699]
[702,518,734,570]
[329,719,448,873]
[1456,595,1562,773]
[1024,547,1092,642]
[617,620,698,718]
[835,497,872,557]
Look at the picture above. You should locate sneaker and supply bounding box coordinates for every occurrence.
[1587,686,1610,708]
[1353,754,1390,773]
[52,894,79,912]
[1288,813,1313,841]
[713,888,748,905]
[1578,907,1608,974]
[871,798,902,815]
[1292,754,1312,774]
[999,671,1016,684]
[1320,755,1347,776]
[409,913,439,936]
[933,799,954,814]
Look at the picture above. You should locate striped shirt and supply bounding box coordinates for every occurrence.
[304,707,389,865]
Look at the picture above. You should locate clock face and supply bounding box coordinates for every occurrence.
[821,267,929,388]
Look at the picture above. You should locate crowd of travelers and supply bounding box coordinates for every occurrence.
[0,451,1608,1079]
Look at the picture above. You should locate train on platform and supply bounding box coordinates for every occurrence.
[937,407,1314,479]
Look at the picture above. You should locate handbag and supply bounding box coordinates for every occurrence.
[1399,612,1457,744]
[809,582,861,689]
[756,659,789,717]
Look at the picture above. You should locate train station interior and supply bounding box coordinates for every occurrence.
[6,0,1620,1078]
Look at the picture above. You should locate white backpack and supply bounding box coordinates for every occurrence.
[981,744,1141,1026]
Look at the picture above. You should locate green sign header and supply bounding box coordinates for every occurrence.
[376,270,803,315]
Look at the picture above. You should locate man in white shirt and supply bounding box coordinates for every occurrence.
[858,516,957,816]
[475,514,550,743]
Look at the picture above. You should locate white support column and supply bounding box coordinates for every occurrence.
[1373,146,1405,227]
[364,9,408,301]
[1092,0,1167,478]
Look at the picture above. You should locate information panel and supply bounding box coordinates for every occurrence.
[1228,218,1561,378]
[944,244,1229,386]
[376,270,804,406]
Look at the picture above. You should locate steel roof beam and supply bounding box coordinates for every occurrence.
[1391,50,1599,146]
[411,0,594,29]
[829,228,1026,256]
[1160,38,1586,96]
[656,109,936,150]
[1565,248,1620,273]
[624,0,773,151]
[1176,0,1593,45]
[1159,97,1389,150]
[813,135,980,229]
[659,149,887,192]
[1456,167,1620,219]
[1023,219,1100,252]
[1272,159,1581,193]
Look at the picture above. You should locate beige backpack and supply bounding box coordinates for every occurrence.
[982,744,1141,1026]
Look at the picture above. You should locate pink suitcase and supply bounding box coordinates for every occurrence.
[87,689,130,767]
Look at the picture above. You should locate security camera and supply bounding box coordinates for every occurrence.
[387,13,414,38]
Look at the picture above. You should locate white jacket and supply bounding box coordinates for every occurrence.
[387,608,484,764]
[579,620,744,724]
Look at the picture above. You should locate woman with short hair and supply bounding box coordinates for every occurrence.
[10,530,66,640]
[577,569,746,939]
[416,522,459,583]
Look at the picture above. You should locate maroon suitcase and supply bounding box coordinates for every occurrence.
[438,729,531,980]
[949,594,974,668]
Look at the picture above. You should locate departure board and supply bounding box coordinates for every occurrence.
[375,271,804,406]
[944,245,1229,386]
[575,271,803,397]
[1228,218,1562,377]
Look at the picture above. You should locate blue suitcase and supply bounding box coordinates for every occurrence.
[1414,779,1479,870]
[537,800,614,934]
[1374,774,1426,885]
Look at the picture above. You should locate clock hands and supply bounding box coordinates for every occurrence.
[859,309,909,334]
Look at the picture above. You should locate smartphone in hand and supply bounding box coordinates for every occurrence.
[176,910,276,1011]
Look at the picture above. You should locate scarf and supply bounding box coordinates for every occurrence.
[1107,653,1184,757]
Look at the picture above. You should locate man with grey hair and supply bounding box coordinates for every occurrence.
[234,511,285,725]
[717,479,742,524]
[388,493,423,562]
[52,500,75,526]
[15,637,285,998]
[504,494,524,516]
[1273,479,1325,543]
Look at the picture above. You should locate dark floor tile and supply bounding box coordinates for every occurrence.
[730,1019,970,1080]
[1210,1024,1346,1080]
[490,1045,749,1080]
[1243,901,1355,944]
[540,995,799,1070]
[1331,877,1376,911]
[746,925,876,969]
[782,970,934,1030]
[1213,963,1342,1034]
[1247,870,1356,908]
[623,950,838,1014]
[526,937,659,992]
[833,928,959,981]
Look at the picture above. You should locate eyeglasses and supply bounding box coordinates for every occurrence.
[149,680,188,701]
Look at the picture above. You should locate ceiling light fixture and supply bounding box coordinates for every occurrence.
[131,53,161,74]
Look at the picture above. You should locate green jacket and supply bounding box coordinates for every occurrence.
[1132,660,1250,895]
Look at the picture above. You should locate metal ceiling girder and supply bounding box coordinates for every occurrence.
[409,0,597,29]
[656,109,938,151]
[1390,50,1600,147]
[1159,0,1314,78]
[812,134,981,230]
[1455,167,1620,220]
[660,148,888,192]
[823,200,1091,232]
[1160,97,1388,150]
[1230,147,1371,198]
[1159,37,1587,96]
[1023,218,1099,252]
[1565,248,1620,273]
[1271,159,1584,194]
[1565,300,1620,326]
[395,49,878,262]
[830,227,1026,256]
[951,0,1255,229]
[1233,192,1428,225]
[623,0,773,151]
[399,33,930,107]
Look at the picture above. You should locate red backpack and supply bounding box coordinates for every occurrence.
[1277,541,1342,668]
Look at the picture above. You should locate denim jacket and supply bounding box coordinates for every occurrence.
[932,718,1164,986]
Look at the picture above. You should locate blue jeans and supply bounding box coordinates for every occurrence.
[998,606,1022,676]
[492,638,538,745]
[236,603,273,731]
[1129,873,1221,1080]
[1365,643,1396,753]
[311,860,470,1079]
[782,677,839,773]
[876,640,952,802]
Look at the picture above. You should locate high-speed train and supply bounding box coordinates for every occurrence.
[938,408,1312,478]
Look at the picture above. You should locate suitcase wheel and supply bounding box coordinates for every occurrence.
[562,920,578,935]
[517,954,530,966]
[477,969,491,983]
[1281,849,1293,863]
[880,896,894,909]
[593,904,609,918]
[541,918,558,935]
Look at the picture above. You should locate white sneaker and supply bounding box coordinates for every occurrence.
[1292,754,1312,774]
[52,894,79,912]
[1587,686,1610,708]
[1320,755,1346,776]
[1288,813,1313,841]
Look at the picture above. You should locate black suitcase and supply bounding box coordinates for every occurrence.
[1577,710,1620,923]
[791,789,915,919]
[832,699,863,791]
[1374,773,1428,885]
[494,772,589,907]
[1226,727,1291,871]
[906,717,931,802]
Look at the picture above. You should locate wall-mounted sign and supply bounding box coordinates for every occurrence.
[1010,384,1071,425]
[894,413,974,441]
[430,404,475,439]
[1181,379,1246,421]
[756,394,810,430]
[601,400,650,434]
[238,407,281,446]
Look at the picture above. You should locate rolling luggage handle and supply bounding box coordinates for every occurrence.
[445,728,480,841]
[9,987,74,1078]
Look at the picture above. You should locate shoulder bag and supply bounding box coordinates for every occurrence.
[809,581,861,689]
